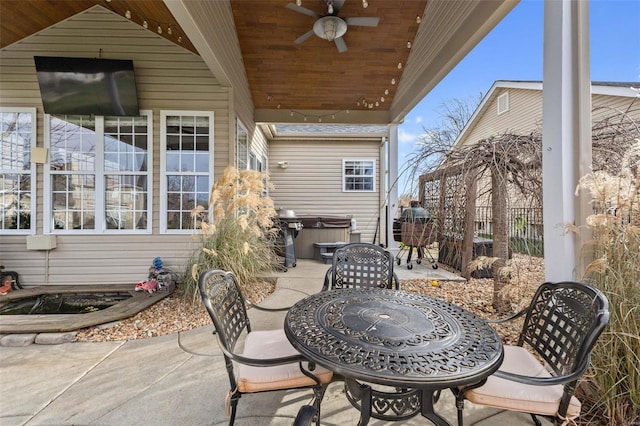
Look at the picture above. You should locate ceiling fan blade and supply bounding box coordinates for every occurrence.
[345,17,380,27]
[294,30,315,44]
[335,37,348,53]
[286,3,321,19]
[331,0,346,15]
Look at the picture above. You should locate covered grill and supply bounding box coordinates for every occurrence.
[276,209,303,270]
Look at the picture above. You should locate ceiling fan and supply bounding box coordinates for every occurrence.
[286,0,379,53]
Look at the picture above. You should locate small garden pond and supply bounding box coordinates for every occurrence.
[0,285,172,334]
[0,292,131,315]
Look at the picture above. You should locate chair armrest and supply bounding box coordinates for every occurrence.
[223,347,310,368]
[486,307,528,324]
[321,268,333,291]
[493,354,591,386]
[392,272,400,290]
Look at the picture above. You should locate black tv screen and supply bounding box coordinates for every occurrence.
[34,56,140,117]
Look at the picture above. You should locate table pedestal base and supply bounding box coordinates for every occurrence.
[420,389,449,426]
[345,378,448,425]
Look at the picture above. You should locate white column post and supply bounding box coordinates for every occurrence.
[542,0,592,281]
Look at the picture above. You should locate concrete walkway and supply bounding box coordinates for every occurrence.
[0,258,547,426]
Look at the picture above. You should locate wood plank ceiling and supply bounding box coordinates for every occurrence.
[0,0,197,53]
[0,0,427,116]
[230,0,427,112]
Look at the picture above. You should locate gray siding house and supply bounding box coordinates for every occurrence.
[456,80,639,148]
[446,79,639,238]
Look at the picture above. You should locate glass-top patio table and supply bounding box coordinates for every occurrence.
[284,288,504,426]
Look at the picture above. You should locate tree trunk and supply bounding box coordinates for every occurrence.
[491,169,510,313]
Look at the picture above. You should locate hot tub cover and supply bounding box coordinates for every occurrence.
[297,215,351,229]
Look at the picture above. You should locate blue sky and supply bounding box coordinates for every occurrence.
[397,0,640,194]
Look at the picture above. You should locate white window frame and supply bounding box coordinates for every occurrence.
[236,119,249,170]
[343,158,376,192]
[497,92,510,115]
[159,110,215,234]
[0,107,37,235]
[43,111,153,234]
[248,150,267,172]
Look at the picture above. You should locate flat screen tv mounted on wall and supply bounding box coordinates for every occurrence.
[34,56,140,117]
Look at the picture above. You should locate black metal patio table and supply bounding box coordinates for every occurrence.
[284,288,504,425]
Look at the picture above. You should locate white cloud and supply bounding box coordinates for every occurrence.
[415,116,423,124]
[398,128,416,144]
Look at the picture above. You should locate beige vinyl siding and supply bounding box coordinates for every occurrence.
[461,88,638,147]
[0,235,198,286]
[269,139,381,244]
[456,85,639,211]
[0,6,232,286]
[592,93,640,122]
[463,89,543,145]
[251,126,269,168]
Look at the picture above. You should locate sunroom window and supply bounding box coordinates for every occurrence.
[160,111,214,233]
[250,152,266,172]
[237,120,248,170]
[343,159,375,192]
[104,115,152,231]
[45,113,152,233]
[0,108,37,234]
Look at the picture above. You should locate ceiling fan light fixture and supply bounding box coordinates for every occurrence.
[313,16,347,41]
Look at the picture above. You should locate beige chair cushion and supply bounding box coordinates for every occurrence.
[236,329,333,393]
[465,345,581,419]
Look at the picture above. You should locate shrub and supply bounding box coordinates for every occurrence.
[180,166,281,303]
[577,141,640,425]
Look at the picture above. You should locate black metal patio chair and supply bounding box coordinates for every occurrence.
[198,269,333,426]
[453,280,610,426]
[322,243,399,291]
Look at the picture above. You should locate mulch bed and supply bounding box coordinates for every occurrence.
[75,254,544,344]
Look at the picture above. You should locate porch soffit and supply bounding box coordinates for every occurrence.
[229,0,520,125]
[0,0,519,126]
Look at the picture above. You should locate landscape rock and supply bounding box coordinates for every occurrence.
[35,332,78,345]
[1,333,37,347]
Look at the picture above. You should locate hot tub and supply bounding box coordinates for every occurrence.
[294,215,352,259]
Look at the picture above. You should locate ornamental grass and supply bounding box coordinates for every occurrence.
[180,166,281,303]
[576,140,640,425]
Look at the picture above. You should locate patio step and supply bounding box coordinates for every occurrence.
[313,241,348,263]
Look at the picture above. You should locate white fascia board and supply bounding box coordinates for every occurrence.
[591,84,640,98]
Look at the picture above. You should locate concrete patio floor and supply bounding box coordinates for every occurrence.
[0,258,549,426]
